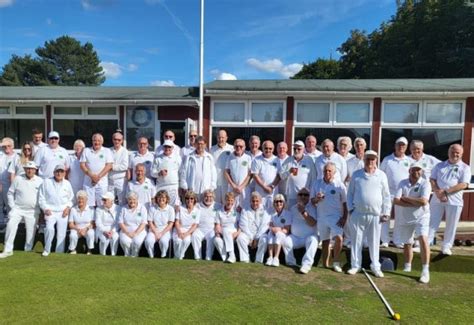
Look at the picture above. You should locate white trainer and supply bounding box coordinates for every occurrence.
[347,268,360,275]
[0,251,13,258]
[380,242,389,248]
[265,257,273,266]
[403,264,412,272]
[42,251,50,257]
[442,248,453,256]
[272,258,280,267]
[333,263,343,273]
[299,265,311,274]
[372,269,384,278]
[419,271,430,284]
[69,250,77,255]
[226,253,236,264]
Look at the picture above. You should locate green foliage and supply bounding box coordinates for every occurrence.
[0,35,105,86]
[292,58,341,79]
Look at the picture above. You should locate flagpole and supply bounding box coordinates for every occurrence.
[198,0,204,136]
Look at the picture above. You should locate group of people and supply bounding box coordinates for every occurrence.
[0,127,471,284]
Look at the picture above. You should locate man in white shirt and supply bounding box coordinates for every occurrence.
[393,162,432,283]
[428,144,471,255]
[380,136,411,247]
[179,136,217,199]
[314,139,347,183]
[34,131,70,179]
[128,136,155,181]
[127,163,156,208]
[346,137,366,187]
[80,133,113,207]
[276,141,290,194]
[31,128,47,156]
[152,139,181,207]
[39,164,74,256]
[224,139,252,209]
[108,131,129,204]
[0,162,43,258]
[247,135,262,160]
[210,129,234,204]
[304,135,322,159]
[346,150,391,278]
[155,130,182,160]
[181,129,197,157]
[251,140,279,212]
[337,136,354,161]
[409,140,441,180]
[0,137,19,229]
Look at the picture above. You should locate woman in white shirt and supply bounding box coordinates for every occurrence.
[214,192,240,263]
[145,190,175,258]
[68,190,95,255]
[118,191,147,257]
[173,190,200,260]
[95,191,121,256]
[266,194,291,267]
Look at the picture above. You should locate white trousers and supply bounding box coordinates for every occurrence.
[236,232,267,263]
[119,227,146,257]
[145,231,171,258]
[214,227,237,260]
[429,204,463,250]
[173,230,192,259]
[283,234,318,267]
[349,213,382,271]
[380,220,391,244]
[214,184,227,205]
[109,178,127,205]
[97,230,119,256]
[84,180,108,207]
[4,208,39,252]
[44,211,69,254]
[68,228,95,251]
[0,185,10,225]
[191,228,215,260]
[267,231,287,245]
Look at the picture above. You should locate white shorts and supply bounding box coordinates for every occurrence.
[398,217,429,244]
[318,217,343,241]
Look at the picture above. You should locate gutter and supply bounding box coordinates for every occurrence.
[0,99,200,106]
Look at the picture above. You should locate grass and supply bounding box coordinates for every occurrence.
[0,251,473,324]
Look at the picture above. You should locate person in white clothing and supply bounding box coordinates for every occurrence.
[393,162,432,283]
[279,141,316,207]
[68,140,85,196]
[95,192,120,256]
[224,139,252,210]
[346,150,391,278]
[34,131,70,179]
[315,139,348,183]
[68,190,95,255]
[180,129,197,157]
[409,140,441,180]
[283,188,318,274]
[173,190,200,260]
[251,140,279,212]
[337,136,354,161]
[265,194,291,267]
[380,136,411,248]
[179,136,217,199]
[108,131,129,204]
[31,128,47,156]
[8,142,34,180]
[191,189,219,260]
[0,162,43,258]
[0,137,19,228]
[145,190,175,258]
[155,130,182,160]
[304,135,322,159]
[151,139,181,207]
[237,192,270,264]
[210,129,234,204]
[80,133,113,207]
[127,163,155,208]
[39,163,74,256]
[345,137,366,186]
[310,162,348,273]
[118,191,147,257]
[276,142,290,195]
[247,135,262,160]
[214,192,240,263]
[428,144,471,255]
[128,136,155,181]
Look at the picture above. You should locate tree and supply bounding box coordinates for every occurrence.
[0,35,105,86]
[292,58,341,79]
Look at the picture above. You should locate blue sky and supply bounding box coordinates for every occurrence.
[0,0,396,86]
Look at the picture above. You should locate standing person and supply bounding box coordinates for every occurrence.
[128,136,155,181]
[80,133,113,207]
[179,136,217,199]
[151,139,181,207]
[191,189,219,261]
[409,140,441,180]
[346,137,366,186]
[380,137,411,248]
[314,139,347,183]
[31,128,47,156]
[210,129,234,204]
[247,135,262,159]
[173,191,200,260]
[118,191,148,257]
[428,144,471,255]
[155,130,182,160]
[95,192,120,256]
[251,140,279,212]
[276,141,290,194]
[181,129,198,157]
[310,162,348,273]
[39,164,74,257]
[109,131,129,204]
[0,137,19,230]
[279,141,316,207]
[393,162,432,283]
[214,192,240,263]
[68,191,95,255]
[265,194,291,267]
[224,139,252,210]
[337,136,354,161]
[304,135,322,160]
[0,162,43,258]
[127,163,155,208]
[34,131,70,179]
[145,190,175,258]
[283,188,318,274]
[237,192,270,264]
[9,142,34,179]
[67,140,86,196]
[346,150,391,277]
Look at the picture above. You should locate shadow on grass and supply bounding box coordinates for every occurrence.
[384,271,420,281]
[431,252,450,263]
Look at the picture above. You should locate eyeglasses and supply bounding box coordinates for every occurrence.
[294,147,303,150]
[138,143,148,146]
[54,170,65,173]
[23,148,32,151]
[263,147,273,150]
[49,137,59,140]
[298,193,309,197]
[234,145,244,148]
[274,200,284,203]
[189,135,197,138]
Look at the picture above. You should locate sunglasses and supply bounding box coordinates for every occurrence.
[49,137,59,140]
[189,135,197,138]
[23,148,32,151]
[298,193,309,197]
[274,200,284,203]
[185,197,195,201]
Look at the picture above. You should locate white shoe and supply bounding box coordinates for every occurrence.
[372,269,384,278]
[380,242,389,248]
[240,259,249,264]
[0,251,13,258]
[419,271,430,284]
[265,257,273,266]
[86,251,92,256]
[299,265,311,274]
[69,250,77,255]
[442,248,453,256]
[396,244,404,249]
[227,253,236,264]
[403,264,412,272]
[272,258,280,267]
[412,246,420,253]
[205,257,212,261]
[42,251,50,257]
[347,268,359,275]
[333,263,343,273]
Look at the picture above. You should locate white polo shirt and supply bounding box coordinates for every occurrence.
[68,206,95,228]
[251,155,279,196]
[314,152,348,183]
[177,206,200,231]
[215,207,239,229]
[347,155,364,180]
[280,155,315,200]
[198,202,221,232]
[310,178,347,219]
[109,146,129,181]
[211,143,234,186]
[34,145,70,179]
[225,152,252,186]
[430,160,471,206]
[395,177,431,225]
[289,203,317,238]
[80,146,113,185]
[127,178,155,207]
[270,209,292,227]
[380,153,411,197]
[129,150,155,181]
[118,204,148,228]
[148,204,175,231]
[305,149,322,160]
[409,153,441,180]
[68,154,84,193]
[1,152,19,184]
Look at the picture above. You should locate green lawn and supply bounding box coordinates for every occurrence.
[0,252,473,324]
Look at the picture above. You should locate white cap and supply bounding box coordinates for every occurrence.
[410,161,424,170]
[48,131,60,139]
[54,164,66,171]
[23,161,37,169]
[293,140,305,147]
[364,150,378,158]
[101,192,115,201]
[395,137,408,145]
[163,139,174,147]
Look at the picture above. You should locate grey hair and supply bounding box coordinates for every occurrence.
[354,137,366,146]
[76,190,88,199]
[126,191,138,201]
[337,136,352,151]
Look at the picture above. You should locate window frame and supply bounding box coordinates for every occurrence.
[211,100,286,127]
[294,100,332,126]
[334,100,373,126]
[11,105,46,118]
[423,100,465,127]
[381,100,422,126]
[52,104,119,120]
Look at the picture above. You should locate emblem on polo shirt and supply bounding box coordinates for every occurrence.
[423,163,427,168]
[59,155,63,159]
[281,218,286,224]
[138,212,142,216]
[330,189,336,195]
[242,161,248,166]
[302,165,307,168]
[272,162,277,167]
[144,185,148,190]
[100,154,104,159]
[146,161,151,165]
[404,162,409,167]
[192,214,196,219]
[226,152,230,155]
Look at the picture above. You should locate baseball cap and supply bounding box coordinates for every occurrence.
[395,137,408,145]
[48,131,60,139]
[163,139,174,147]
[54,164,66,171]
[23,161,38,169]
[410,161,424,170]
[101,192,115,201]
[293,140,305,147]
[364,150,378,159]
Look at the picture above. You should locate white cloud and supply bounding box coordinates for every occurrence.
[150,80,176,87]
[210,69,237,80]
[46,18,53,25]
[100,61,122,78]
[246,58,303,78]
[81,0,94,10]
[0,0,14,8]
[144,47,160,55]
[127,64,138,72]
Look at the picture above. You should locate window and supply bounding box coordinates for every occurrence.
[294,127,371,152]
[382,101,464,126]
[211,127,284,148]
[15,106,43,115]
[212,101,285,125]
[54,107,82,115]
[251,102,283,122]
[425,103,462,124]
[335,103,370,123]
[87,106,117,116]
[0,107,10,115]
[53,120,118,149]
[0,119,45,149]
[213,102,245,122]
[126,106,155,151]
[383,103,419,124]
[296,103,330,123]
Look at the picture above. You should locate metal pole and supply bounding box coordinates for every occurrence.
[198,0,204,136]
